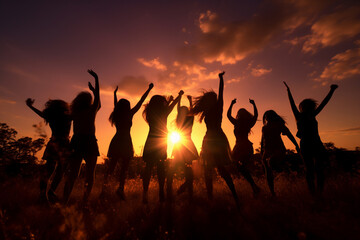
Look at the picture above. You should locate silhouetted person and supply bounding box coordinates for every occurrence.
[142,90,184,203]
[284,82,338,196]
[227,98,260,196]
[167,95,199,201]
[101,83,153,200]
[192,72,240,208]
[26,98,71,203]
[63,69,101,204]
[261,110,300,196]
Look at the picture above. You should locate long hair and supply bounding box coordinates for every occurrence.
[263,110,285,126]
[142,95,168,123]
[109,98,131,126]
[236,108,254,134]
[71,91,92,116]
[43,99,70,124]
[191,90,217,122]
[299,98,317,114]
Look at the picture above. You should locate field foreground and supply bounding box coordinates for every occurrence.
[1,173,360,240]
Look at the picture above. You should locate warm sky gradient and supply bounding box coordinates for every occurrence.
[1,0,360,162]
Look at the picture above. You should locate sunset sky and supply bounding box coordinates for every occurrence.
[1,0,360,162]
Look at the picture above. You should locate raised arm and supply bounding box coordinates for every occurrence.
[177,94,182,112]
[315,84,338,116]
[167,90,184,115]
[88,69,101,111]
[218,71,225,107]
[131,83,153,115]
[113,86,118,107]
[227,98,237,125]
[249,98,258,127]
[26,98,45,118]
[282,126,300,153]
[187,95,193,110]
[283,81,299,119]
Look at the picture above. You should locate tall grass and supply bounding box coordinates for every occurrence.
[1,170,360,239]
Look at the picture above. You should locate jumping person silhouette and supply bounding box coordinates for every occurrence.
[284,82,338,196]
[227,98,260,196]
[101,83,153,200]
[63,69,101,204]
[167,95,199,201]
[142,90,184,203]
[26,98,71,203]
[261,110,300,197]
[192,71,240,208]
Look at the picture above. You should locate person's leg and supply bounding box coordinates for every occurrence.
[82,155,97,204]
[63,156,82,204]
[142,160,154,203]
[315,147,327,194]
[263,157,275,196]
[217,165,240,208]
[48,161,64,202]
[166,161,175,201]
[157,160,166,202]
[204,161,214,199]
[103,157,118,186]
[184,164,194,199]
[237,160,259,195]
[117,157,130,200]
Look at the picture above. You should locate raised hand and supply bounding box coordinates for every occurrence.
[283,81,289,90]
[231,98,236,105]
[219,71,225,78]
[168,95,174,102]
[87,69,98,79]
[179,90,184,96]
[187,95,192,101]
[330,84,338,91]
[149,83,154,89]
[249,99,255,105]
[88,82,95,92]
[114,86,118,94]
[26,98,35,107]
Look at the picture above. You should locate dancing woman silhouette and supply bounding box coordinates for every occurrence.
[284,82,338,196]
[142,90,184,203]
[192,72,239,207]
[261,110,299,196]
[63,69,101,204]
[227,98,260,196]
[26,98,71,203]
[167,95,199,201]
[102,83,153,200]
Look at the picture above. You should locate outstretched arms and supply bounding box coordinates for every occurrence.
[88,69,101,111]
[26,98,45,118]
[187,95,193,110]
[283,82,300,119]
[315,84,338,116]
[227,99,237,125]
[131,83,154,115]
[249,98,258,127]
[113,86,118,107]
[167,90,184,114]
[218,71,225,106]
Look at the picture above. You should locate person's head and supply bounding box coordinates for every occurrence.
[143,95,168,123]
[191,90,217,122]
[43,99,70,124]
[236,108,253,122]
[71,91,92,115]
[263,110,285,125]
[109,98,131,125]
[299,98,317,114]
[176,106,189,128]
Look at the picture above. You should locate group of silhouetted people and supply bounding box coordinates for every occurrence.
[26,70,338,207]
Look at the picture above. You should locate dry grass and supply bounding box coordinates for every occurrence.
[1,171,360,240]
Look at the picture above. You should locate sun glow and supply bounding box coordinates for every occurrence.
[169,131,181,144]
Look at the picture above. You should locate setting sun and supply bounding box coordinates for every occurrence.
[169,131,181,144]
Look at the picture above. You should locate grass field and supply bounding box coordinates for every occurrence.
[1,169,360,240]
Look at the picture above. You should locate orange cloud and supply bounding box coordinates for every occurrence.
[251,65,272,77]
[115,75,150,96]
[137,57,167,71]
[303,6,360,53]
[317,47,360,82]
